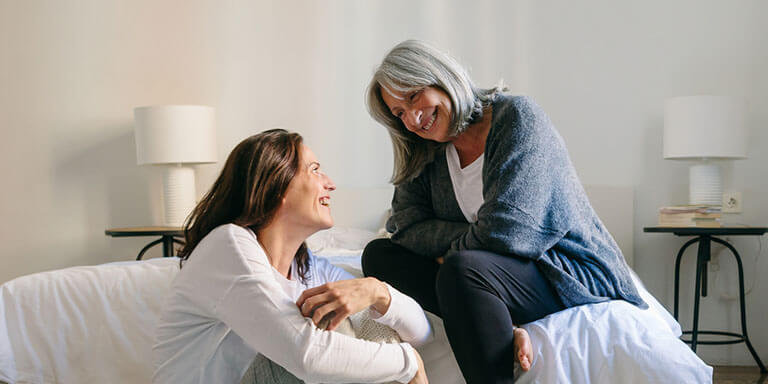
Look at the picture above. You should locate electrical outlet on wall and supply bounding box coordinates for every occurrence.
[722,192,742,213]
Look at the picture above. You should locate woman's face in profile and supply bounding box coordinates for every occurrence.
[380,85,453,143]
[280,145,336,233]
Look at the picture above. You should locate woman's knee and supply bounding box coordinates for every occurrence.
[436,251,488,297]
[440,250,488,275]
[361,238,396,277]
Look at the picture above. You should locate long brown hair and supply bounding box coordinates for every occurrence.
[178,129,310,282]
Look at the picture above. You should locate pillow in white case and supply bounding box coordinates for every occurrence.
[306,227,380,254]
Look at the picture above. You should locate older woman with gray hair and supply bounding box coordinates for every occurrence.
[362,40,647,383]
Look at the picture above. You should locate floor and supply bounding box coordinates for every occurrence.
[713,366,767,384]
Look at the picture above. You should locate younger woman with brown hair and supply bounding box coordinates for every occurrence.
[152,129,431,384]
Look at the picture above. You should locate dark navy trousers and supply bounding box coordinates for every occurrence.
[362,238,565,384]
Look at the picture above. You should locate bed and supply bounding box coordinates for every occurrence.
[0,186,712,383]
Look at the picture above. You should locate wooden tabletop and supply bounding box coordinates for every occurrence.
[105,226,184,237]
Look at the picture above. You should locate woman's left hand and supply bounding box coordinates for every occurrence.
[296,277,391,331]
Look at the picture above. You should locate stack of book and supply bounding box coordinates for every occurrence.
[658,206,722,227]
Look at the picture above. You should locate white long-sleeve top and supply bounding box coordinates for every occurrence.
[152,224,431,384]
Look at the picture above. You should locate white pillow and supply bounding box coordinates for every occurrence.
[0,258,180,383]
[305,226,379,255]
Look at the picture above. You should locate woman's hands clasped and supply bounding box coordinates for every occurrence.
[297,277,429,383]
[296,277,391,331]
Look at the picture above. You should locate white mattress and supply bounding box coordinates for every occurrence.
[0,228,712,383]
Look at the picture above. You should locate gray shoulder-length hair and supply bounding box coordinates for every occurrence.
[366,39,504,185]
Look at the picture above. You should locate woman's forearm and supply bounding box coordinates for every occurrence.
[220,273,419,383]
[370,282,433,347]
[370,277,392,314]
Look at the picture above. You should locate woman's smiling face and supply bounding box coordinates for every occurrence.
[280,145,336,233]
[380,85,453,143]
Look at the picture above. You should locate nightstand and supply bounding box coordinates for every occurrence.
[644,226,767,373]
[105,226,185,260]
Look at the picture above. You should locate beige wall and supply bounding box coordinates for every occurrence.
[0,0,519,280]
[1,0,766,366]
[1,0,228,276]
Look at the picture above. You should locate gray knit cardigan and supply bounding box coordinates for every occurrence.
[386,95,646,309]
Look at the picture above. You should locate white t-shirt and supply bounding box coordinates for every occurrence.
[152,224,431,384]
[446,143,484,223]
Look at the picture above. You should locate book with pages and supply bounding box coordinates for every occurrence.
[658,205,722,227]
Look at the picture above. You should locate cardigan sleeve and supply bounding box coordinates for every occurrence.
[450,97,572,259]
[387,170,469,258]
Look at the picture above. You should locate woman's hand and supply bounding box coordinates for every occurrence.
[296,277,391,331]
[409,349,428,384]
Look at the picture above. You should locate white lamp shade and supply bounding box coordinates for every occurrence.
[663,96,747,159]
[134,105,217,165]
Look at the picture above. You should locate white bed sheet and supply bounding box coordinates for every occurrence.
[0,229,712,383]
[318,251,713,383]
[310,228,712,384]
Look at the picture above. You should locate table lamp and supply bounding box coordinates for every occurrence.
[663,96,747,206]
[134,105,217,226]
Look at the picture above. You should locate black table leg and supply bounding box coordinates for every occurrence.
[674,238,701,320]
[700,236,711,297]
[162,235,175,257]
[690,236,709,351]
[711,237,767,373]
[136,236,184,260]
[136,239,163,261]
[646,226,767,374]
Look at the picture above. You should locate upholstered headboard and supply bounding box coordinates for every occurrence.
[330,185,634,267]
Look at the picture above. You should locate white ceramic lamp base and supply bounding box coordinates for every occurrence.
[162,165,197,227]
[689,163,722,206]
